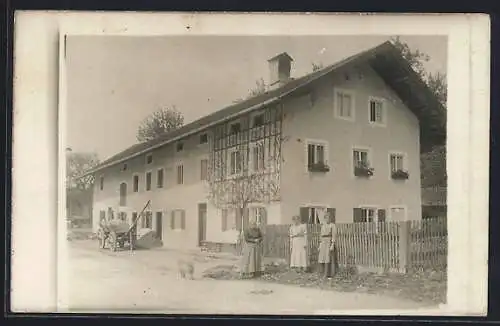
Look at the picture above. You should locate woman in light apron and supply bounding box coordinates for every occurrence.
[289,215,308,272]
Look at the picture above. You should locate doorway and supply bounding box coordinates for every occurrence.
[119,183,127,206]
[155,211,163,240]
[198,203,207,246]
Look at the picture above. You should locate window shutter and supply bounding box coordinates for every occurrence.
[327,208,336,223]
[353,208,363,223]
[221,209,227,231]
[377,209,386,222]
[260,208,268,226]
[181,210,186,230]
[299,207,309,224]
[243,208,249,230]
[234,209,240,231]
[170,211,175,229]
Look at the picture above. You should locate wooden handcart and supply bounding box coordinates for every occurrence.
[97,200,150,252]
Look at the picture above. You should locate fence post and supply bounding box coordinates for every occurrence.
[398,220,411,273]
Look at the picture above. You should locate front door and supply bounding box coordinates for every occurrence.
[156,212,163,240]
[198,203,207,246]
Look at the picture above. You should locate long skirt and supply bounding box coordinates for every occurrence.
[241,242,262,274]
[290,237,308,268]
[318,238,332,263]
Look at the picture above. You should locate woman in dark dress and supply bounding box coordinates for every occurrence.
[240,222,264,279]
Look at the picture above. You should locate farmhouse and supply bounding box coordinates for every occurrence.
[83,41,444,250]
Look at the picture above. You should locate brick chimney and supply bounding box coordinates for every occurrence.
[267,52,294,88]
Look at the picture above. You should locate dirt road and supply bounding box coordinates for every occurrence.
[63,240,434,314]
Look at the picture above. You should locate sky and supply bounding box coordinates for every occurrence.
[66,35,447,161]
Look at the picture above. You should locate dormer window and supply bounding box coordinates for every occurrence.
[146,154,153,164]
[199,133,208,144]
[176,142,184,152]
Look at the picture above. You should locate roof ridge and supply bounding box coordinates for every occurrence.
[83,40,434,177]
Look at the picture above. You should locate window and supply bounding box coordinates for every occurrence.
[253,114,265,127]
[157,169,164,188]
[250,207,267,226]
[146,154,153,164]
[389,207,406,221]
[390,153,405,172]
[300,207,335,224]
[133,175,139,192]
[229,122,241,135]
[353,149,369,168]
[252,143,265,172]
[99,176,104,190]
[177,165,184,184]
[200,159,208,181]
[221,208,237,231]
[145,172,152,191]
[353,207,386,223]
[122,163,127,171]
[229,150,243,175]
[361,207,377,222]
[118,212,127,221]
[176,142,184,152]
[132,212,138,226]
[199,133,208,144]
[309,207,324,224]
[369,98,385,124]
[170,210,186,230]
[335,90,354,119]
[307,142,326,167]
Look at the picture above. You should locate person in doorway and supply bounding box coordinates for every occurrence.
[317,211,337,279]
[240,221,264,279]
[289,215,309,272]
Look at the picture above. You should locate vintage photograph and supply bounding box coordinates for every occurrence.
[63,33,449,314]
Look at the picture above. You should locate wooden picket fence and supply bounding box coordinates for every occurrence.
[260,216,447,273]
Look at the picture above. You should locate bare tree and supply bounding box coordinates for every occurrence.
[206,131,286,246]
[137,106,184,142]
[233,78,268,103]
[67,151,100,190]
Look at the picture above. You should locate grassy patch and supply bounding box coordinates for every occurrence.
[202,262,446,305]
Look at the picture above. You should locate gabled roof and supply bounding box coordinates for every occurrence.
[83,41,445,176]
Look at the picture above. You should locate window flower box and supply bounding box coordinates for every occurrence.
[308,162,330,173]
[354,165,374,177]
[391,169,409,180]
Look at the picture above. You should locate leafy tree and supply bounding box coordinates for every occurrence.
[391,36,431,80]
[312,62,324,72]
[66,151,100,190]
[426,71,447,107]
[391,36,447,146]
[391,37,447,188]
[420,145,447,188]
[137,107,184,142]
